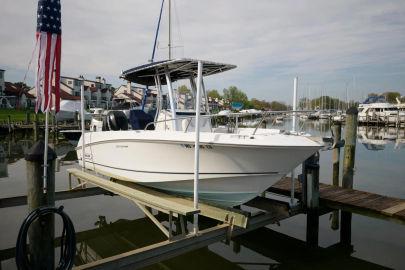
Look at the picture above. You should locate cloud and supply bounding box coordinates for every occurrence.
[1,0,405,103]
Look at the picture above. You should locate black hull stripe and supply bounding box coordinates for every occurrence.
[82,159,280,175]
[76,137,320,150]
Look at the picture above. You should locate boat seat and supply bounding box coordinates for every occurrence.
[129,109,155,130]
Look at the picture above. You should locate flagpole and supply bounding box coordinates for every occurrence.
[43,110,49,192]
[81,84,85,171]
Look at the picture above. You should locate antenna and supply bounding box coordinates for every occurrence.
[168,0,172,60]
[150,0,165,63]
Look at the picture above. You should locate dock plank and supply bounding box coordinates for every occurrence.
[382,202,405,216]
[268,177,405,225]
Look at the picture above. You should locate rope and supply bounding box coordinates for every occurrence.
[15,206,76,270]
[22,37,39,87]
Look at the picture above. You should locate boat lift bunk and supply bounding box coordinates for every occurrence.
[66,168,253,237]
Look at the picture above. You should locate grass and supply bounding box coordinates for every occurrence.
[0,109,46,122]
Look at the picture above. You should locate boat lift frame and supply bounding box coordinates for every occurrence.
[73,60,308,269]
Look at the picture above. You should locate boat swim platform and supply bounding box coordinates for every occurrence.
[268,177,405,225]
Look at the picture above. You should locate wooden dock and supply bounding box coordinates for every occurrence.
[269,177,405,225]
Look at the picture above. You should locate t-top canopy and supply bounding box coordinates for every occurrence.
[121,58,236,86]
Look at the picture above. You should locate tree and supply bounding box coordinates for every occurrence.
[177,85,191,95]
[250,98,271,110]
[14,82,31,91]
[207,89,221,100]
[222,86,248,105]
[269,101,287,111]
[383,91,401,103]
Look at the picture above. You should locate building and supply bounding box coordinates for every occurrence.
[60,75,114,108]
[2,82,36,109]
[29,75,114,109]
[113,82,157,109]
[0,69,4,96]
[0,69,37,108]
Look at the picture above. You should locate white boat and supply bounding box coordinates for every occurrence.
[217,109,231,116]
[332,111,346,122]
[77,59,323,206]
[61,108,107,145]
[56,100,92,122]
[308,110,320,120]
[299,114,309,120]
[358,96,404,124]
[318,110,332,120]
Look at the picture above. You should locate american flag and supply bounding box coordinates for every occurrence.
[36,0,61,113]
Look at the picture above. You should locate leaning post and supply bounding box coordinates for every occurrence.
[303,152,320,248]
[340,107,358,246]
[331,123,342,230]
[25,141,56,270]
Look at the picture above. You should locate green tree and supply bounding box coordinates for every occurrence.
[14,82,31,91]
[269,101,288,111]
[383,91,401,103]
[207,89,221,100]
[251,98,271,110]
[177,85,191,95]
[222,86,248,106]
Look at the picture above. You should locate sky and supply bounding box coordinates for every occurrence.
[1,0,405,104]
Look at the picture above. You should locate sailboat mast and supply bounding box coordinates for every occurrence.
[168,0,172,60]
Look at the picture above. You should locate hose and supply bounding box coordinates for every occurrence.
[15,206,76,270]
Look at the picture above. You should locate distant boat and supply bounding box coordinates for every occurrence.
[217,109,231,116]
[299,114,309,120]
[308,111,320,120]
[358,96,404,124]
[56,100,91,122]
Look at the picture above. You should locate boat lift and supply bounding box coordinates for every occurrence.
[73,59,301,268]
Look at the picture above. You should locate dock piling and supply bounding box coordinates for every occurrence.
[7,115,11,133]
[331,123,342,230]
[340,107,358,246]
[25,112,30,125]
[25,141,56,270]
[302,153,320,248]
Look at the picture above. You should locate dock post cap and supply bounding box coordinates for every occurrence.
[346,107,358,115]
[25,140,57,161]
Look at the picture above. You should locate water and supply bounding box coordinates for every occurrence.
[0,122,404,269]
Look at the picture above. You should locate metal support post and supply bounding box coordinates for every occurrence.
[193,61,203,234]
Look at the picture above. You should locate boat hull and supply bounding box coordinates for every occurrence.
[77,131,321,206]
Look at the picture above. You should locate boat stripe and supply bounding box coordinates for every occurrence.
[82,159,280,175]
[75,138,319,150]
